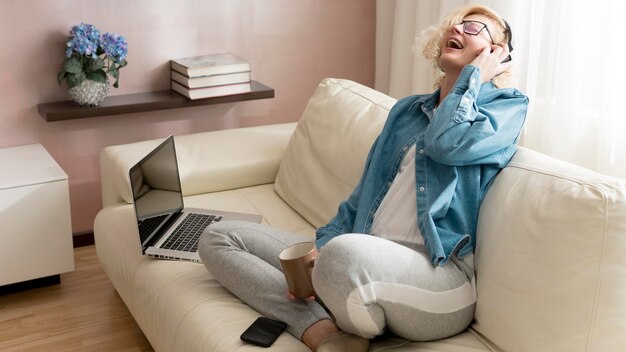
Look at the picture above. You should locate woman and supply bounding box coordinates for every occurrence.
[199,4,528,352]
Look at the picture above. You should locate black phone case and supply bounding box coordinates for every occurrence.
[240,317,288,347]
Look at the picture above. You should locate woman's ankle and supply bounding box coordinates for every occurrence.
[315,331,370,352]
[302,319,339,351]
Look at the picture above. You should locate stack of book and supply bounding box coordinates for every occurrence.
[170,52,252,100]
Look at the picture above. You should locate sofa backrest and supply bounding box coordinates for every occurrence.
[274,78,397,228]
[99,123,296,207]
[473,146,626,352]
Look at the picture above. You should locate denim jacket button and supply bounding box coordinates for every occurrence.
[419,186,425,192]
[419,149,425,154]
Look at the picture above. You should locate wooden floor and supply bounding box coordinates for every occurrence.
[0,246,154,351]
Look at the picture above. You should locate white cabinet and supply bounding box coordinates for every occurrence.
[0,144,74,286]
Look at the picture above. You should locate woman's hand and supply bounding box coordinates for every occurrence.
[286,289,316,302]
[471,43,512,83]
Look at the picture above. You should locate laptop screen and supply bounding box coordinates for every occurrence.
[129,136,184,246]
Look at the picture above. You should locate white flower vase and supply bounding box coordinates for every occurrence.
[69,80,110,106]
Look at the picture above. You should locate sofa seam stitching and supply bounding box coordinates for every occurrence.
[235,188,264,221]
[505,163,613,188]
[584,188,610,352]
[326,78,394,112]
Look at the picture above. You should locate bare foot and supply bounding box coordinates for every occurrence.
[301,319,339,351]
[315,331,369,352]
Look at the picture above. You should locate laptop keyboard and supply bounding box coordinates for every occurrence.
[139,214,169,241]
[161,213,222,252]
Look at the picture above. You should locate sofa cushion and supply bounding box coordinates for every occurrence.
[274,78,397,228]
[99,123,296,207]
[473,147,626,352]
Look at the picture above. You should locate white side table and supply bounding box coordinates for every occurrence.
[0,144,74,287]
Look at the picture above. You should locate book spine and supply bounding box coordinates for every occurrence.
[170,61,173,91]
[171,81,191,99]
[171,71,251,89]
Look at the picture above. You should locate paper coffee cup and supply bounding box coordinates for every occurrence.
[279,242,317,299]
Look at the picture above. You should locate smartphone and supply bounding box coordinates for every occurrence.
[491,48,512,63]
[240,317,288,347]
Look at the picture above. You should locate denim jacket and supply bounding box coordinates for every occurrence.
[316,65,529,266]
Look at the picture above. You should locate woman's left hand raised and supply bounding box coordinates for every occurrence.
[471,43,512,83]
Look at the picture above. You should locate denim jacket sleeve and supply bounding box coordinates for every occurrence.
[423,65,529,167]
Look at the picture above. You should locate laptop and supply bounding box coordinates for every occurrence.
[129,135,262,262]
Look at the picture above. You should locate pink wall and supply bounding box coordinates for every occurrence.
[0,0,376,234]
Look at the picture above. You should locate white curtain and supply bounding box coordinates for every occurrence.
[376,0,626,179]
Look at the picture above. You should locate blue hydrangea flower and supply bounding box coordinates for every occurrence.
[59,22,128,89]
[100,32,128,62]
[65,23,101,58]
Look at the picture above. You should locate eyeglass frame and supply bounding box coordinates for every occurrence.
[459,19,513,62]
[459,20,495,44]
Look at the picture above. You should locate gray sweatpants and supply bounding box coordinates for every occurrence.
[198,221,476,341]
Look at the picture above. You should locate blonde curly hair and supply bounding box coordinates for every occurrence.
[420,5,514,88]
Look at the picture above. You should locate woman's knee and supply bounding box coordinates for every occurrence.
[318,234,377,264]
[313,234,372,286]
[202,220,252,243]
[206,220,250,236]
[198,220,248,264]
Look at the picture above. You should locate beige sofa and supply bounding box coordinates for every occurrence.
[94,78,626,352]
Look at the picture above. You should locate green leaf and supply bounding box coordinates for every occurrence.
[62,57,83,74]
[66,71,86,88]
[107,65,119,80]
[86,70,107,83]
[57,70,67,85]
[118,59,128,67]
[86,58,105,72]
[106,65,120,88]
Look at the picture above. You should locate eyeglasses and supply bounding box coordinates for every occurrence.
[459,20,494,44]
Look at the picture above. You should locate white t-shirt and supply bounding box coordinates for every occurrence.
[370,144,424,245]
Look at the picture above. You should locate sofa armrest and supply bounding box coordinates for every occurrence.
[100,123,297,207]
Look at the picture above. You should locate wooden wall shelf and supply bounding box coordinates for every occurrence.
[38,80,274,122]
